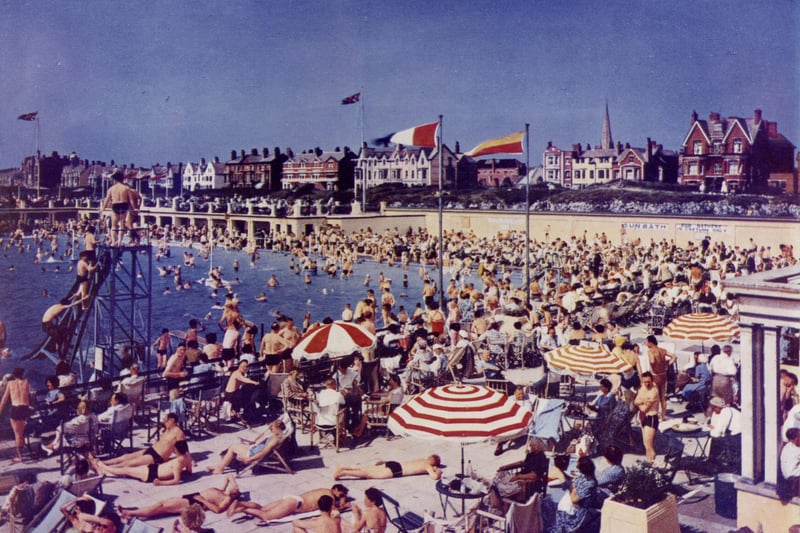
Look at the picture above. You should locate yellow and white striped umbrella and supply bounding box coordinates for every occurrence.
[663,313,740,341]
[546,342,628,375]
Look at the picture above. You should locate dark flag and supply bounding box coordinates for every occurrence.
[341,93,360,105]
[17,112,38,121]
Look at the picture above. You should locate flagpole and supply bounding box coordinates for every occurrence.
[524,123,531,304]
[437,114,444,309]
[36,115,41,197]
[359,86,365,148]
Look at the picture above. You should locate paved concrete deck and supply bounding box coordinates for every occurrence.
[0,323,740,532]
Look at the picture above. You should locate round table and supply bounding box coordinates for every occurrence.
[435,477,486,518]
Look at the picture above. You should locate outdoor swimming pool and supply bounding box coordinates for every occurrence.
[0,236,519,387]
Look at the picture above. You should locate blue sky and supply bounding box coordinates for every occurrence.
[1,0,797,169]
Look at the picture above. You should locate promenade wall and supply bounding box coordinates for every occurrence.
[49,204,800,251]
[384,208,799,251]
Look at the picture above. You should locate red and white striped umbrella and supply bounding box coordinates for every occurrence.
[387,384,532,442]
[663,313,740,341]
[546,342,628,375]
[291,321,376,360]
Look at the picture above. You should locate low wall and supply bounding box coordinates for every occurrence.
[736,485,800,531]
[387,208,799,250]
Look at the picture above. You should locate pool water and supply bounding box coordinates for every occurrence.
[0,237,516,387]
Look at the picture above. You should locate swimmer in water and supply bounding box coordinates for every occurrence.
[255,292,267,302]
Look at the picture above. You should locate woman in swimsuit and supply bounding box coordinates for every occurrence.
[0,367,31,463]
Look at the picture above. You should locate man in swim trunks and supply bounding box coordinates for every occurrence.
[634,371,661,463]
[333,455,443,480]
[119,474,241,521]
[96,439,191,485]
[260,321,291,373]
[93,412,185,469]
[228,484,349,522]
[163,343,189,400]
[207,419,286,474]
[100,170,133,246]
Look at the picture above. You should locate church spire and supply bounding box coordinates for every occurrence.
[601,100,613,150]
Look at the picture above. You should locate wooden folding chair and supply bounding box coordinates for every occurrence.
[236,413,296,477]
[283,395,313,434]
[311,402,346,452]
[363,398,392,438]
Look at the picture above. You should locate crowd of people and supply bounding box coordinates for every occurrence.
[0,198,798,531]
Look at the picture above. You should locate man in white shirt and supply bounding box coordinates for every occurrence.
[97,392,129,425]
[706,396,741,437]
[707,396,742,472]
[781,428,800,480]
[315,379,346,427]
[708,344,738,405]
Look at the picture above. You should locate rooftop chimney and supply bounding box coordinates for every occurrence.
[262,147,269,158]
[691,110,698,123]
[754,109,762,123]
[240,150,245,159]
[709,112,720,122]
[231,150,237,160]
[646,137,652,160]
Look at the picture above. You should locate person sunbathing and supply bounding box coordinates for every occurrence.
[119,474,241,521]
[291,495,339,533]
[93,412,185,468]
[206,419,285,475]
[94,440,192,486]
[333,455,442,480]
[227,484,349,522]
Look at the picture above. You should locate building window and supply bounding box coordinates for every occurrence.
[546,155,557,165]
[693,140,704,155]
[688,162,699,176]
[733,139,743,153]
[713,163,722,175]
[713,142,723,154]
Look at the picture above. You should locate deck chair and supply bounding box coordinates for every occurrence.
[362,398,392,438]
[445,343,471,383]
[528,398,565,445]
[283,395,313,434]
[119,377,146,421]
[67,475,105,497]
[184,387,220,436]
[26,488,106,533]
[124,518,164,533]
[100,404,134,456]
[59,417,95,474]
[24,488,73,533]
[476,492,543,533]
[378,489,425,533]
[311,401,346,452]
[236,413,295,477]
[265,372,289,411]
[485,377,511,395]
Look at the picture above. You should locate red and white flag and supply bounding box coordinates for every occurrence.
[377,121,439,148]
[17,112,38,121]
